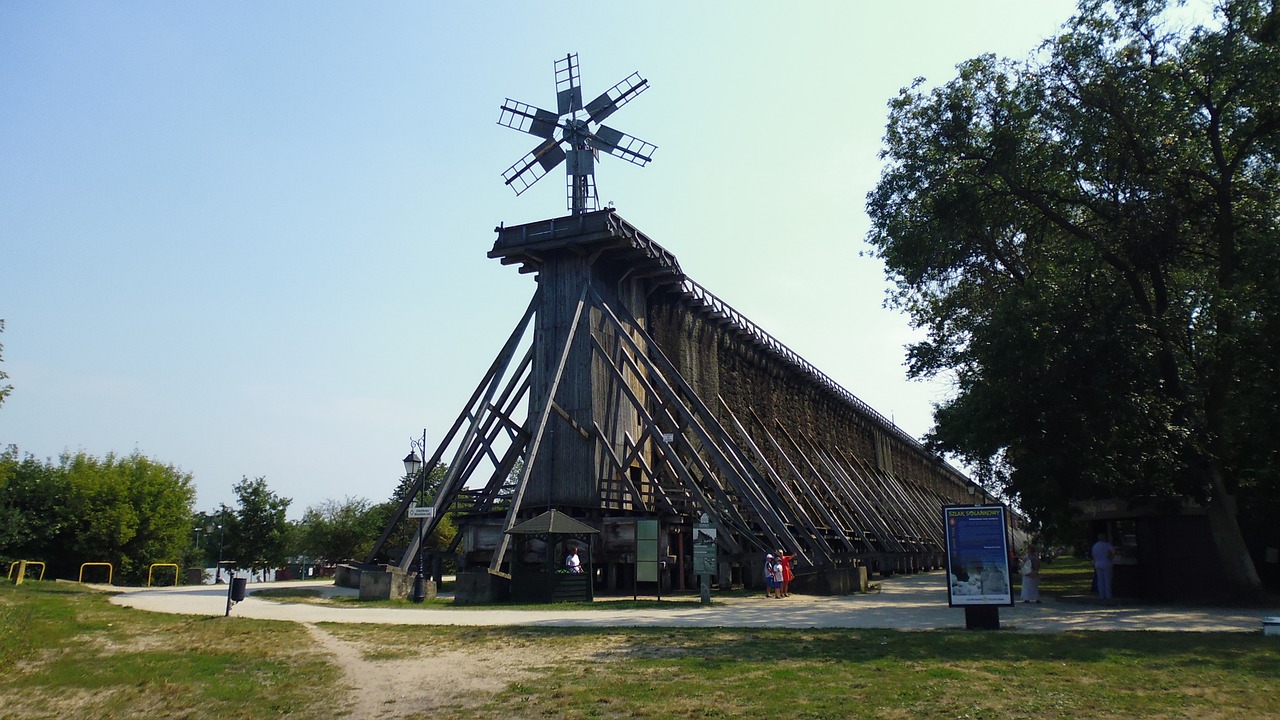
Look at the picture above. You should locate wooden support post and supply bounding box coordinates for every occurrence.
[752,411,856,554]
[489,282,590,576]
[773,421,874,553]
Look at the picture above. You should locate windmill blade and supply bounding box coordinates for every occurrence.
[589,125,657,167]
[498,99,560,139]
[554,53,582,115]
[501,138,567,195]
[585,72,649,123]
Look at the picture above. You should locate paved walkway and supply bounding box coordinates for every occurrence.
[109,571,1278,633]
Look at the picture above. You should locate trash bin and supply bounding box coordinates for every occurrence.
[230,577,247,602]
[186,568,204,585]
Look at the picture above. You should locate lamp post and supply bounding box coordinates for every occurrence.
[215,522,225,583]
[403,433,426,604]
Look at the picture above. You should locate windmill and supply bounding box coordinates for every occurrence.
[498,53,656,214]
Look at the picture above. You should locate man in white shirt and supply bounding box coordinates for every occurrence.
[1091,533,1116,599]
[566,546,583,573]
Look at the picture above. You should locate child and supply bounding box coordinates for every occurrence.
[764,554,778,598]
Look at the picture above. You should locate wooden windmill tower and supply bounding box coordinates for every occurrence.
[363,54,978,602]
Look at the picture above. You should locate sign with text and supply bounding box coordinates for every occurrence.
[407,506,434,519]
[943,505,1013,607]
[692,523,717,576]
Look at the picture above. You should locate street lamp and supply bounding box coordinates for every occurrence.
[215,523,225,583]
[403,444,426,604]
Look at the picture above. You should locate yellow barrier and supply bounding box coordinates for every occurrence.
[8,561,47,583]
[147,563,179,587]
[79,562,114,585]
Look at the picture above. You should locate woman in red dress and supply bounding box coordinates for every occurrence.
[776,548,794,597]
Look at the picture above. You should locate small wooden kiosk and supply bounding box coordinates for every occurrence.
[507,510,599,603]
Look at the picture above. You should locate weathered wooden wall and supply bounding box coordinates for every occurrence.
[647,293,972,510]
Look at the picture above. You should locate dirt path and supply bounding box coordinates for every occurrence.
[301,623,546,718]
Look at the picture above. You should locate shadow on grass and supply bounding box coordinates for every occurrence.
[495,625,1280,677]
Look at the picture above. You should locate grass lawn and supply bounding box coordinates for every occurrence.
[0,581,341,719]
[3,573,1278,719]
[1036,555,1103,598]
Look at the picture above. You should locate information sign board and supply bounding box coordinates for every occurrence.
[692,524,717,576]
[943,505,1013,607]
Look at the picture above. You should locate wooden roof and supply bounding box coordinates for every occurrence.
[506,509,600,536]
[489,208,684,286]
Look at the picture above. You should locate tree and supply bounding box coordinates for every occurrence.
[184,509,222,570]
[367,463,456,565]
[296,496,383,564]
[0,448,195,582]
[0,446,72,570]
[0,320,12,410]
[223,476,291,577]
[866,0,1279,598]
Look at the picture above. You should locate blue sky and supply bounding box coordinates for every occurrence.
[2,2,1093,518]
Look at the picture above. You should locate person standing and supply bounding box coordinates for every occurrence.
[776,548,794,597]
[1019,544,1041,603]
[763,554,778,598]
[565,546,583,573]
[1091,533,1116,599]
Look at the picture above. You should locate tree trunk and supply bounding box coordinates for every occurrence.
[1205,463,1265,603]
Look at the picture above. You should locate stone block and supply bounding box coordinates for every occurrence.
[454,571,510,604]
[334,563,361,589]
[359,566,413,601]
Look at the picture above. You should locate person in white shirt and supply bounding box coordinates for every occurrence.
[565,546,583,573]
[1091,533,1116,599]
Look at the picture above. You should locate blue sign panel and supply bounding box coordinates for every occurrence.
[943,505,1013,607]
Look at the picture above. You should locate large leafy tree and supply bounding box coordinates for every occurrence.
[866,0,1278,597]
[0,448,196,582]
[222,476,291,577]
[0,447,72,569]
[296,496,383,564]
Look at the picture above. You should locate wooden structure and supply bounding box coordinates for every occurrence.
[507,509,597,602]
[369,209,1003,597]
[1074,497,1233,603]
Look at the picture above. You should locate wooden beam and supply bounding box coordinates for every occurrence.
[592,289,795,554]
[720,398,824,566]
[751,411,857,553]
[801,432,905,554]
[772,420,872,552]
[588,333,748,553]
[488,282,590,575]
[592,424,655,514]
[594,330,761,544]
[551,401,592,440]
[367,290,538,566]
